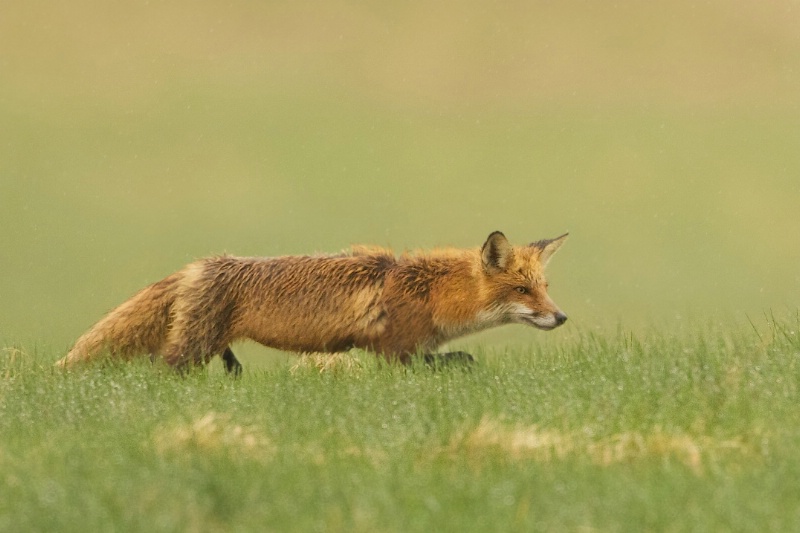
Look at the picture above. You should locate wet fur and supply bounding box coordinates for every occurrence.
[58,232,567,373]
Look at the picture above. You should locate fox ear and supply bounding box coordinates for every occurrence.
[530,233,568,266]
[481,231,513,273]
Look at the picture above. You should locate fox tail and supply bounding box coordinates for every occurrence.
[56,273,180,368]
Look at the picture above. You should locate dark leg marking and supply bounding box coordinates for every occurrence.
[222,346,243,376]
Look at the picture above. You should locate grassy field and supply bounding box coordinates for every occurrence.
[2,316,799,532]
[2,1,800,349]
[2,1,800,531]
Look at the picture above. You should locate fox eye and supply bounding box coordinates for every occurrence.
[515,286,529,294]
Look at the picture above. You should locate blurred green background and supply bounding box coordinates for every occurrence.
[2,1,799,356]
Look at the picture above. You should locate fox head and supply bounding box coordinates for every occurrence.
[479,231,568,330]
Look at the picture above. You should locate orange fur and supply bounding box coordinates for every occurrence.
[56,231,568,371]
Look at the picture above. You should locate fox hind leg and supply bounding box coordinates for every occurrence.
[162,288,236,372]
[221,346,242,376]
[163,341,241,376]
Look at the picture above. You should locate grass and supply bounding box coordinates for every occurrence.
[2,315,799,532]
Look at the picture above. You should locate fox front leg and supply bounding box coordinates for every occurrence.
[422,351,475,368]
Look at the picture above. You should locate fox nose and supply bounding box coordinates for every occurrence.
[554,311,568,326]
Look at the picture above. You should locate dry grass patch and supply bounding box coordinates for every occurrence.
[448,417,758,474]
[289,352,370,376]
[152,412,275,463]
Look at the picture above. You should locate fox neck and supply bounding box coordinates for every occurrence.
[427,251,506,343]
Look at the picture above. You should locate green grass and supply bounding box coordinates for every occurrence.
[2,316,799,532]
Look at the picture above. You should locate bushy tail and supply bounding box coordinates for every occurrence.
[56,273,181,368]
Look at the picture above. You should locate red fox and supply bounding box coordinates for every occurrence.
[57,231,568,373]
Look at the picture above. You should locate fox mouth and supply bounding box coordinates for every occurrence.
[517,313,563,330]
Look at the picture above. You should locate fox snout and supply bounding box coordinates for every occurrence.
[529,310,567,330]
